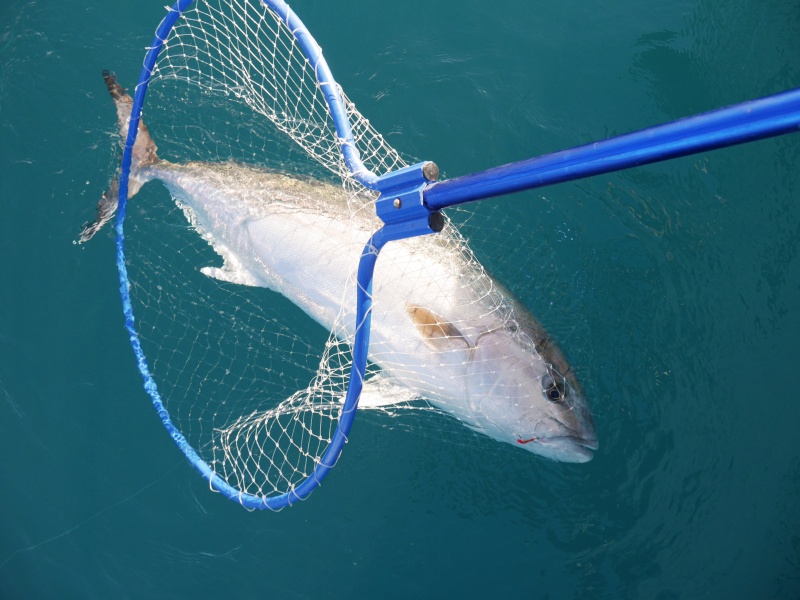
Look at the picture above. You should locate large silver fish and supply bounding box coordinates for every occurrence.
[82,71,598,462]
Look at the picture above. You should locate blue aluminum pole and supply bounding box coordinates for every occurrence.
[424,87,800,211]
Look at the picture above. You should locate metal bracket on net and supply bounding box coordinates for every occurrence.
[374,161,444,241]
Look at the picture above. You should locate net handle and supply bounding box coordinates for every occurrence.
[423,87,800,210]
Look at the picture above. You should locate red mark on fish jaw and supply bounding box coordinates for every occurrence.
[517,437,537,445]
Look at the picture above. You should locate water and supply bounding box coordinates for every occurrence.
[1,0,799,597]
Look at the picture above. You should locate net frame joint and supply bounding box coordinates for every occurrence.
[375,161,444,241]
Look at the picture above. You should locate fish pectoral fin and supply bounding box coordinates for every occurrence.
[200,263,259,286]
[357,373,420,409]
[199,242,260,286]
[406,304,470,352]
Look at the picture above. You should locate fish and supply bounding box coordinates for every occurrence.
[81,70,598,462]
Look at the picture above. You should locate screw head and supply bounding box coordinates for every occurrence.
[422,162,440,182]
[393,198,402,209]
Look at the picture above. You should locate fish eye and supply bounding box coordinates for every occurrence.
[542,372,565,402]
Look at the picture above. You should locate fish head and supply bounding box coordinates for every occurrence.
[464,327,598,463]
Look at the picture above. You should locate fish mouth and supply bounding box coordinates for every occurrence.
[520,434,598,463]
[557,435,599,451]
[549,435,598,462]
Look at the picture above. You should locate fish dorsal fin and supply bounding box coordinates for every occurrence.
[406,304,470,352]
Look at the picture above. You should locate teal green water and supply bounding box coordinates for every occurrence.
[2,0,799,598]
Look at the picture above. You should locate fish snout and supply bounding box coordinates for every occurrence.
[517,415,599,462]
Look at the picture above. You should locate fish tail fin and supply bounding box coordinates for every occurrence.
[103,69,159,170]
[78,175,119,243]
[78,70,159,243]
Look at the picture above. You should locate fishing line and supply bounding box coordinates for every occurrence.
[0,461,184,569]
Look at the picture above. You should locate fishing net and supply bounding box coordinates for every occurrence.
[115,0,587,508]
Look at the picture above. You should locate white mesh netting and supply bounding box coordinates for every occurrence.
[117,0,594,506]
